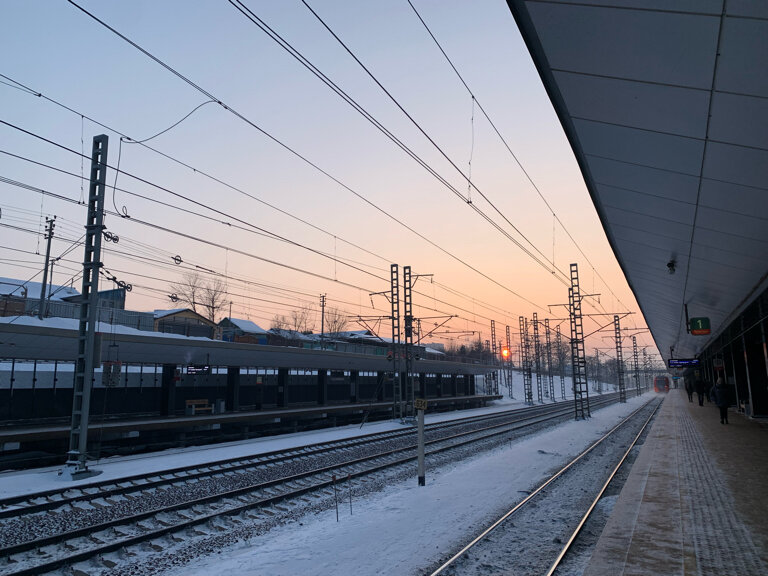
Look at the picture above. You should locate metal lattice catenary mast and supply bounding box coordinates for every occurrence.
[63,134,109,479]
[569,263,590,419]
[614,314,627,403]
[520,316,533,404]
[390,264,402,420]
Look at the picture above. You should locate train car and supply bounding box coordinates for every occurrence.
[654,375,670,393]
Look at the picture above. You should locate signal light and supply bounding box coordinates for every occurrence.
[386,350,393,361]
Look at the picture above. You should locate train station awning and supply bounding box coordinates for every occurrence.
[507,1,768,362]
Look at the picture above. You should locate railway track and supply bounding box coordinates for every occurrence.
[0,394,623,575]
[428,395,661,575]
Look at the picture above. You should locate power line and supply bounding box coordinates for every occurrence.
[0,172,384,294]
[0,126,390,288]
[62,1,546,310]
[1,127,541,313]
[296,0,569,285]
[0,72,391,267]
[1,213,508,341]
[405,0,634,314]
[227,0,567,287]
[0,152,388,277]
[1,179,488,331]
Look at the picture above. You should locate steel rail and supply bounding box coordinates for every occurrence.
[543,399,661,576]
[428,396,659,576]
[1,397,603,556]
[0,396,623,575]
[0,397,614,518]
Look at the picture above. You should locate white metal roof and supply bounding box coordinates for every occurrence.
[227,318,268,334]
[508,0,768,361]
[153,308,192,319]
[0,277,80,301]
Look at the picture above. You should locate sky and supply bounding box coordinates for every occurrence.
[0,0,659,361]
[0,376,652,575]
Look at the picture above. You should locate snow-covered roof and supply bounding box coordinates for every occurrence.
[0,315,214,341]
[227,318,267,334]
[424,346,445,356]
[153,308,191,319]
[0,277,80,301]
[268,328,314,341]
[331,330,372,338]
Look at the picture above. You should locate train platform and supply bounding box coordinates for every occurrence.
[584,389,768,575]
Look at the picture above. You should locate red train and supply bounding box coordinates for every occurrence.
[654,375,670,393]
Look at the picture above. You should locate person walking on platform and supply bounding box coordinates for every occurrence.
[685,378,694,402]
[694,371,705,406]
[715,376,729,424]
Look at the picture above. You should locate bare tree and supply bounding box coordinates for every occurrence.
[170,272,204,314]
[170,272,228,321]
[324,306,348,335]
[200,277,228,322]
[290,303,315,334]
[271,314,288,331]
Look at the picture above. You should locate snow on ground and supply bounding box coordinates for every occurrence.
[160,394,648,576]
[0,390,524,498]
[0,372,616,499]
[0,373,643,576]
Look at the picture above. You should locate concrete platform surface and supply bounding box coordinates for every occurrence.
[585,390,768,576]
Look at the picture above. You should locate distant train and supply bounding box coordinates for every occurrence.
[654,375,670,393]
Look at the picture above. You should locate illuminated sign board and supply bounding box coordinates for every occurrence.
[186,364,211,375]
[668,358,699,368]
[689,317,711,335]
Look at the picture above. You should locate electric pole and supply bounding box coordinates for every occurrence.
[38,216,56,319]
[320,293,326,350]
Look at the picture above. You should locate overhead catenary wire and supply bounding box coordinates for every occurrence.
[0,128,542,317]
[0,155,389,276]
[4,8,643,344]
[0,125,390,287]
[1,182,507,336]
[226,0,567,288]
[0,241,382,322]
[0,81,543,318]
[0,229,497,344]
[61,1,546,311]
[405,0,637,323]
[0,173,382,295]
[0,72,391,267]
[295,0,569,284]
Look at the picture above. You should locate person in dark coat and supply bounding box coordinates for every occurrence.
[714,376,729,424]
[694,371,705,406]
[685,378,694,402]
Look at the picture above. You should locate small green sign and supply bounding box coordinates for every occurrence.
[689,317,711,335]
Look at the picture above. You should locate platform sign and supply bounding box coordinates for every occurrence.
[668,358,699,368]
[689,317,711,335]
[414,398,428,411]
[186,364,211,375]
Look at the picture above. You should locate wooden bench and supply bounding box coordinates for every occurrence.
[185,399,213,415]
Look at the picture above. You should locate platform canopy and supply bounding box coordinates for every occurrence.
[507,1,768,362]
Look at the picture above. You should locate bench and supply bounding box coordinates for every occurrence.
[185,399,213,415]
